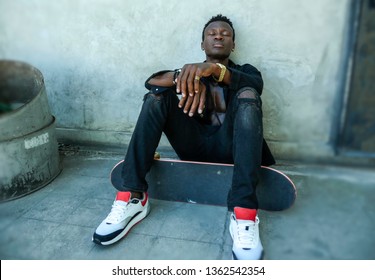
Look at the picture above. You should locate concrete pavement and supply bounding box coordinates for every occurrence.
[0,149,374,260]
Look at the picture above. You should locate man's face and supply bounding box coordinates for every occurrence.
[201,21,235,60]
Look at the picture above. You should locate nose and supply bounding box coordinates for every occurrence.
[214,33,223,40]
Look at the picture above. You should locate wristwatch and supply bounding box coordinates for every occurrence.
[215,63,226,83]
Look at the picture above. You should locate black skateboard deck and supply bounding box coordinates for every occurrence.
[111,158,296,211]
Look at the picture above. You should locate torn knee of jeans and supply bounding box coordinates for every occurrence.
[145,92,163,101]
[237,89,258,99]
[235,88,262,109]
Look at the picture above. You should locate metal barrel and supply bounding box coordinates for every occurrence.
[0,60,61,202]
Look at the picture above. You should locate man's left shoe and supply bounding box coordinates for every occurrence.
[229,207,264,260]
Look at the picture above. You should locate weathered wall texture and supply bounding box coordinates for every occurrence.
[0,0,352,161]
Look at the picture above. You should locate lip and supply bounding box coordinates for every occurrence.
[213,44,224,48]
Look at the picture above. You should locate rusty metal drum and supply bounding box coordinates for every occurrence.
[0,60,61,201]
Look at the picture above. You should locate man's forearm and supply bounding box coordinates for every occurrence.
[148,71,175,87]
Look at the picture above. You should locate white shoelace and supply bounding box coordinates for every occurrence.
[234,216,259,248]
[105,200,128,224]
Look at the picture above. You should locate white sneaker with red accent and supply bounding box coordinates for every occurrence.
[229,207,264,260]
[92,191,150,245]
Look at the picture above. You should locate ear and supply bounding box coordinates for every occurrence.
[201,41,204,50]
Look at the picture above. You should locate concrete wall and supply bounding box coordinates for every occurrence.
[0,0,353,161]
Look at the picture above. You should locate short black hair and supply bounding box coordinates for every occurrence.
[202,14,235,41]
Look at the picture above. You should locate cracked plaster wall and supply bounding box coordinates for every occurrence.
[0,0,352,160]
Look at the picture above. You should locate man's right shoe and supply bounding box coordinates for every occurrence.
[92,191,150,245]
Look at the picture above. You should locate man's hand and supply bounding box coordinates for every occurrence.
[176,62,215,117]
[178,81,207,117]
[176,62,215,96]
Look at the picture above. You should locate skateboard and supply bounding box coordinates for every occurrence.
[110,158,296,211]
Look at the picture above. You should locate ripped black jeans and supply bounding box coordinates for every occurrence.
[120,87,263,210]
